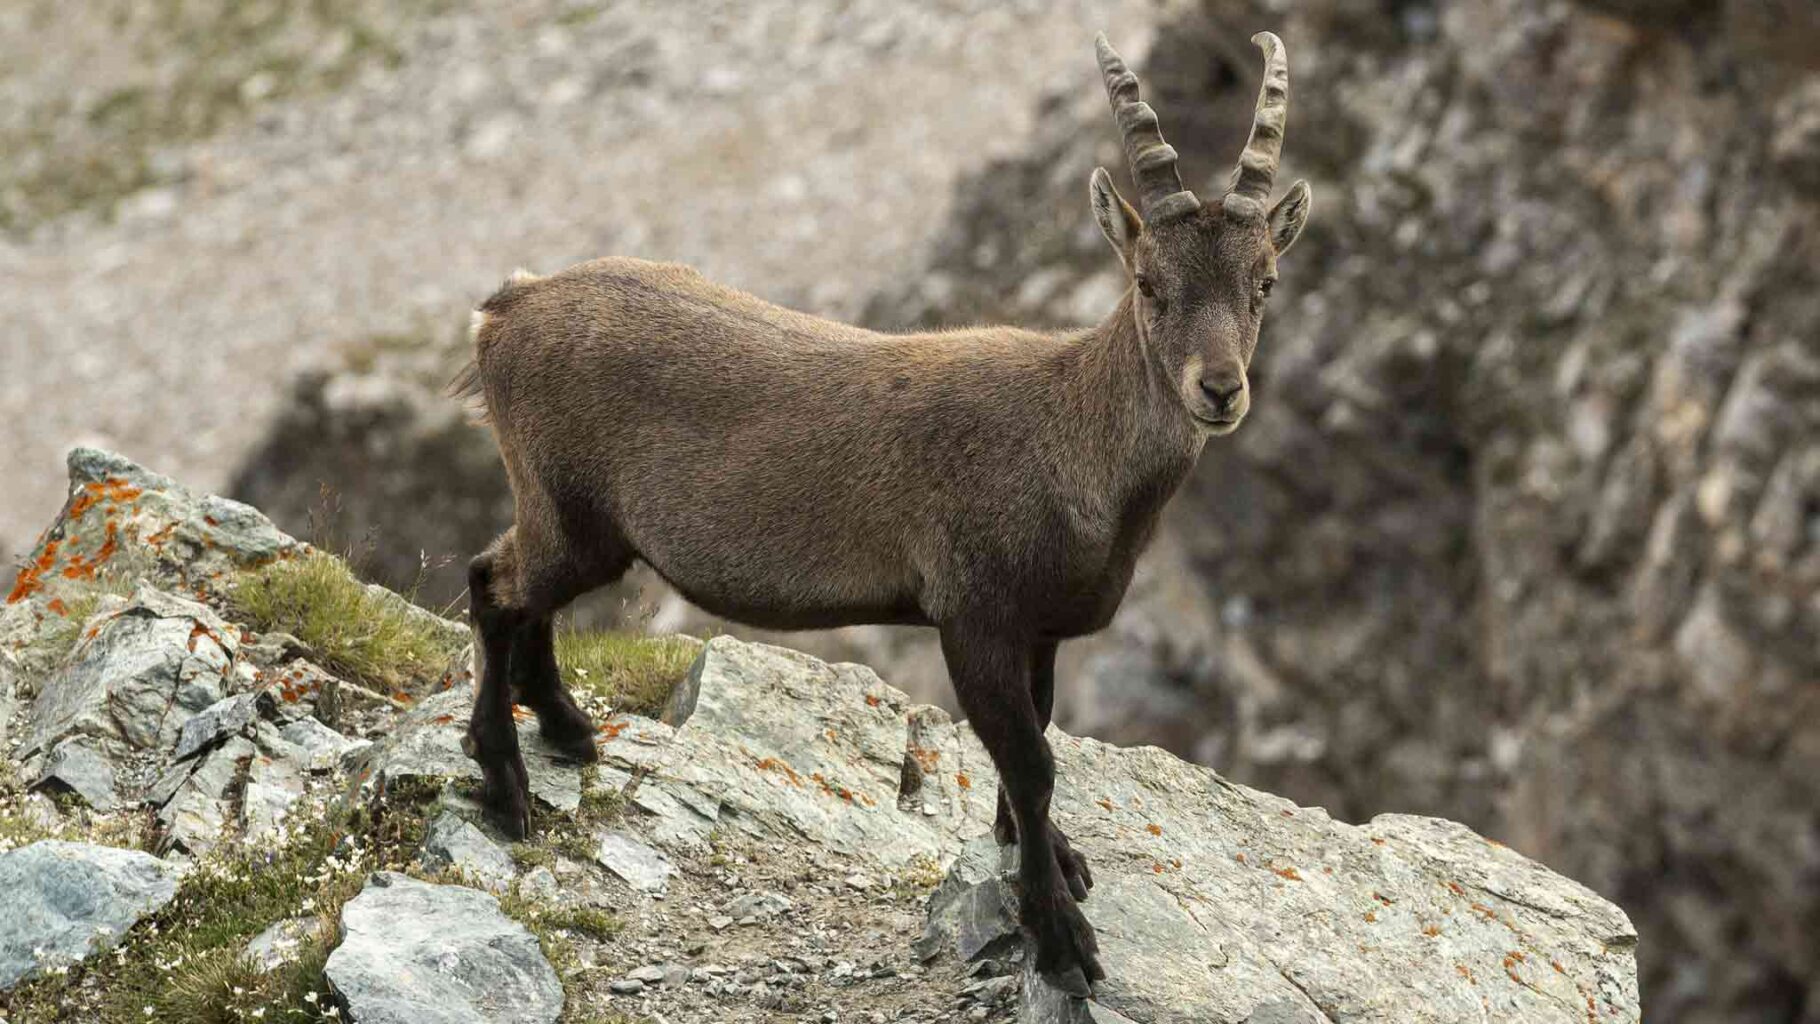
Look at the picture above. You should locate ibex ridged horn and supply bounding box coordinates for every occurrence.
[1095,33,1200,223]
[1223,31,1290,221]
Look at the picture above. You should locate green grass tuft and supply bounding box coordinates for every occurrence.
[226,550,460,693]
[539,905,624,941]
[553,630,698,717]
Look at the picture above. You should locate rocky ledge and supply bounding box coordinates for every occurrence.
[0,450,1640,1022]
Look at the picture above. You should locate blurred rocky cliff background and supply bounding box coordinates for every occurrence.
[2,1,1815,1022]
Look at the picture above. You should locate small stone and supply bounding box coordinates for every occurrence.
[709,915,734,931]
[844,873,873,891]
[32,736,120,811]
[244,916,326,973]
[628,964,667,984]
[174,691,273,761]
[418,811,516,891]
[609,978,646,995]
[594,830,672,892]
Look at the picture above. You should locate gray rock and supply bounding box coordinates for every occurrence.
[638,637,969,865]
[0,841,182,990]
[325,872,562,1024]
[594,830,672,892]
[724,891,792,921]
[627,963,668,984]
[637,638,1641,1024]
[419,811,516,891]
[519,865,559,900]
[242,748,307,838]
[23,586,237,757]
[357,682,583,813]
[157,735,256,854]
[916,838,1017,963]
[32,736,120,812]
[244,915,328,973]
[930,734,1642,1024]
[173,691,273,761]
[609,978,645,995]
[278,714,372,772]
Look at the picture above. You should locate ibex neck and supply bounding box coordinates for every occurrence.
[1055,290,1202,502]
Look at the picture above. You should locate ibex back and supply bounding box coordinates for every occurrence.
[455,32,1311,995]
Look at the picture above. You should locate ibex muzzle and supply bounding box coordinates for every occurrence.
[454,31,1310,998]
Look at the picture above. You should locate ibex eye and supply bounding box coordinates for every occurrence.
[1136,275,1155,298]
[1259,278,1276,297]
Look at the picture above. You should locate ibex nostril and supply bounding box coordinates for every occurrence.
[1199,375,1244,408]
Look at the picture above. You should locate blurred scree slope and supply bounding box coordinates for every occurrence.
[3,1,1818,1023]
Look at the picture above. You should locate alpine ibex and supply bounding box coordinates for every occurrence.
[455,32,1309,994]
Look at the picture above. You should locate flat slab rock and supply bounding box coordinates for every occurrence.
[926,737,1642,1024]
[639,638,1641,1024]
[0,841,183,991]
[324,872,562,1024]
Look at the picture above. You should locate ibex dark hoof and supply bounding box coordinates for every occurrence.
[1027,881,1104,999]
[467,727,532,840]
[534,696,600,764]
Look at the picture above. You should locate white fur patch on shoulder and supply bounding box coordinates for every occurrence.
[469,308,491,339]
[508,268,540,285]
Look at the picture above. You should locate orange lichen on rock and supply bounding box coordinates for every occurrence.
[755,756,804,787]
[864,694,881,707]
[46,598,68,616]
[7,538,63,603]
[63,478,143,523]
[1422,924,1442,937]
[60,522,120,581]
[1145,823,1163,836]
[1446,881,1466,896]
[1096,797,1115,812]
[1272,865,1302,881]
[954,771,971,789]
[908,745,940,774]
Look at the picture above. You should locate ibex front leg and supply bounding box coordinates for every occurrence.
[942,623,1104,996]
[994,639,1093,901]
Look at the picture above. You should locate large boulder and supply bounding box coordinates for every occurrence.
[606,637,1642,1023]
[0,841,183,991]
[324,871,563,1024]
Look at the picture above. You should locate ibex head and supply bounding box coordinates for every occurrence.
[1091,32,1311,435]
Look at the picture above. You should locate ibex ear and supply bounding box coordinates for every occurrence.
[1090,167,1143,270]
[1267,180,1312,255]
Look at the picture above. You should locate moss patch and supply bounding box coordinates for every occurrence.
[225,550,460,693]
[554,630,698,717]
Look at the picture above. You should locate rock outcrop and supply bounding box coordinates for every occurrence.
[0,451,1641,1021]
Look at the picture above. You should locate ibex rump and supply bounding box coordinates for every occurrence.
[457,32,1310,994]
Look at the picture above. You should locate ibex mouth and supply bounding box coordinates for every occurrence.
[1194,413,1243,434]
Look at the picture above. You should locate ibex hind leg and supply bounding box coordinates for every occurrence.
[466,521,632,838]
